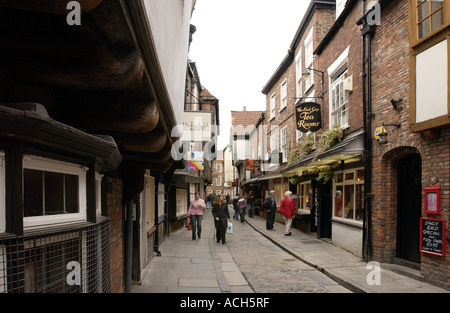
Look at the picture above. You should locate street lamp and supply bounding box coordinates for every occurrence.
[301,67,325,99]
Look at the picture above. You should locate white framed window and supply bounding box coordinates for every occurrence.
[280,126,287,163]
[216,163,222,173]
[333,169,364,221]
[270,92,276,120]
[330,67,349,128]
[280,79,287,111]
[304,28,314,90]
[216,176,222,187]
[295,49,303,101]
[0,152,5,233]
[22,155,87,229]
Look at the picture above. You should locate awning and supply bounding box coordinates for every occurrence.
[282,130,364,176]
[243,177,259,185]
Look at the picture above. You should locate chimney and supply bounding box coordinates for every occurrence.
[243,106,246,112]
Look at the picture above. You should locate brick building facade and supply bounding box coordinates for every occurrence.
[255,0,449,289]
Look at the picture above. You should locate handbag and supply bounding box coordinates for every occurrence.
[185,216,192,231]
[227,221,233,234]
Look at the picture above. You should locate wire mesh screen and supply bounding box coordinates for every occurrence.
[0,218,110,293]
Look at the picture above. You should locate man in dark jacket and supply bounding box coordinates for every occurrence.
[266,190,277,230]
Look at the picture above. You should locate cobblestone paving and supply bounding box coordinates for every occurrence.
[225,216,352,293]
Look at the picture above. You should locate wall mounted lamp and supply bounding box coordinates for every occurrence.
[302,67,326,99]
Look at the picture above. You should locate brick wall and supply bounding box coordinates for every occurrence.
[317,4,364,135]
[106,177,124,293]
[370,0,449,289]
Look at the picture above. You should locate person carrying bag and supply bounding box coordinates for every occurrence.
[212,194,230,244]
[187,191,206,240]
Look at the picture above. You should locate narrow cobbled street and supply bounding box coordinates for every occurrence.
[226,209,350,293]
[131,206,352,293]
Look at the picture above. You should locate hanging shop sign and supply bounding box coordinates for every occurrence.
[245,160,261,171]
[295,102,322,133]
[420,218,445,257]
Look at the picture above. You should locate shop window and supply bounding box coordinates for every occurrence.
[298,183,312,214]
[333,169,364,221]
[23,155,87,229]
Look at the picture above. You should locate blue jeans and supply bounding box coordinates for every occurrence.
[190,215,203,239]
[248,203,254,217]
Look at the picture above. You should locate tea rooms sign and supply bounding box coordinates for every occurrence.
[295,102,322,133]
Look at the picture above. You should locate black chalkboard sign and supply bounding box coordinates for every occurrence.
[420,218,446,256]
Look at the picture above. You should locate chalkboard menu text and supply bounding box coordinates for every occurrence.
[420,218,445,257]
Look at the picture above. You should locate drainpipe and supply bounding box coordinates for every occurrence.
[357,0,376,262]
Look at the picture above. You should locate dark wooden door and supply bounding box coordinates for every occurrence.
[397,154,421,263]
[317,181,332,239]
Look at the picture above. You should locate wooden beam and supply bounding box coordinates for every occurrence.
[3,47,144,91]
[116,129,167,153]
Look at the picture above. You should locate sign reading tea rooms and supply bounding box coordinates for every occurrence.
[295,102,322,133]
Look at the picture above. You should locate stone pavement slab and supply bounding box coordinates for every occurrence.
[132,208,252,293]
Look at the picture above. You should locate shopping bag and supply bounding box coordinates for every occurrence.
[185,216,192,231]
[227,221,233,234]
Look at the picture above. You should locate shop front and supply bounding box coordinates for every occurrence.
[283,130,365,257]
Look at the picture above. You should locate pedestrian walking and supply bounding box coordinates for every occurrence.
[265,190,277,230]
[237,195,248,223]
[232,195,239,220]
[188,191,206,240]
[247,191,254,217]
[280,191,295,236]
[212,194,230,244]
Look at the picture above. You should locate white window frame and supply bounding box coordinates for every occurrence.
[23,155,87,230]
[330,68,349,128]
[280,79,287,111]
[295,49,303,102]
[0,152,5,233]
[304,28,314,91]
[216,176,222,187]
[280,126,287,163]
[216,163,222,173]
[270,92,276,120]
[328,47,350,129]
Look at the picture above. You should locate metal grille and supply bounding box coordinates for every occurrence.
[0,218,110,293]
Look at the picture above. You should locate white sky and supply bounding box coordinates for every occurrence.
[189,0,310,150]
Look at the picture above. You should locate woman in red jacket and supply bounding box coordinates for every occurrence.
[280,191,295,236]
